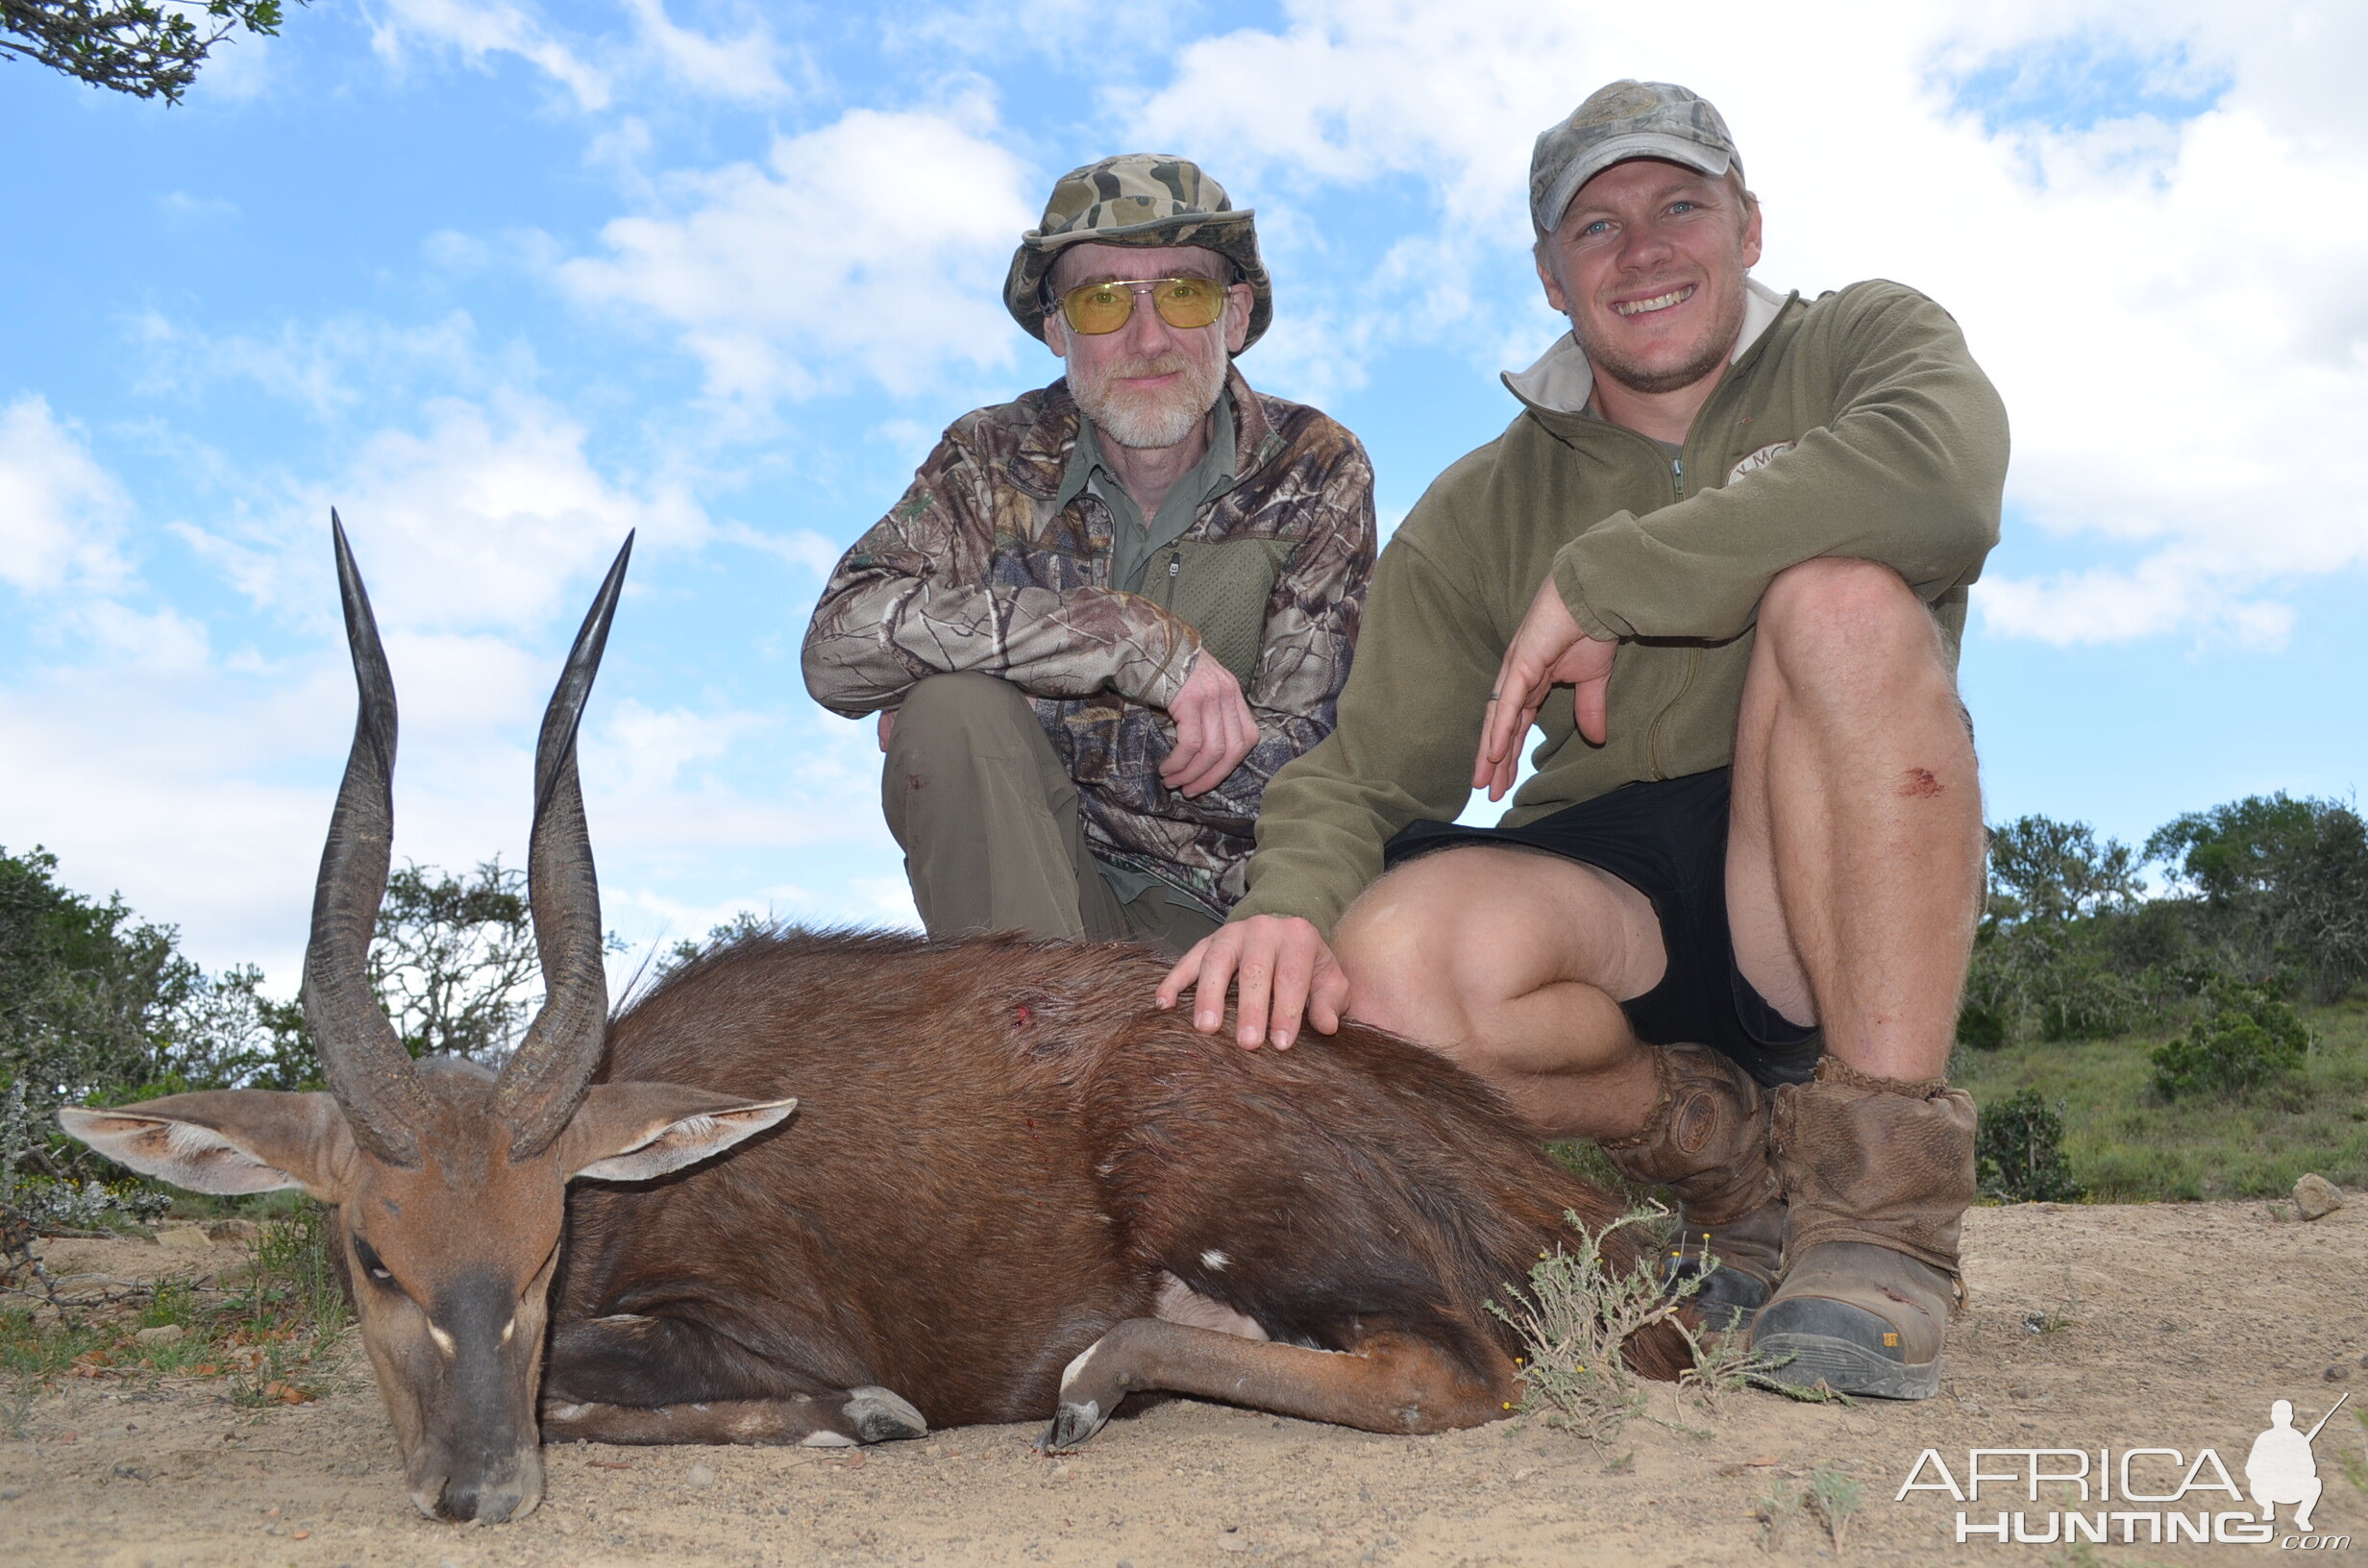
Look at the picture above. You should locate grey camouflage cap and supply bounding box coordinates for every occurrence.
[1531,80,1743,234]
[1004,154,1271,351]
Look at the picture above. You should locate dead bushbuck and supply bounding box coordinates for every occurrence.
[62,519,1688,1523]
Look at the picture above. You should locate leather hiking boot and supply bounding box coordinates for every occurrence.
[1599,1041,1783,1331]
[1751,1241,1953,1398]
[1753,1056,1977,1400]
[1662,1196,1785,1332]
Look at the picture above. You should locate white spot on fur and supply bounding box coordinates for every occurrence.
[500,1317,515,1346]
[800,1431,857,1448]
[597,1312,651,1325]
[1199,1249,1229,1271]
[428,1324,456,1357]
[547,1403,593,1421]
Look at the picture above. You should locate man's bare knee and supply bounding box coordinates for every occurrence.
[1335,870,1468,1039]
[1757,557,1948,690]
[1763,556,1927,635]
[1336,848,1633,1050]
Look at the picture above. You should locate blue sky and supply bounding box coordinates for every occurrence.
[4,0,2365,987]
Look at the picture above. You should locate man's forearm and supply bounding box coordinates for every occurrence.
[1554,284,2008,646]
[802,574,1203,716]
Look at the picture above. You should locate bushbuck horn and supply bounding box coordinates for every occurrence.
[494,532,634,1156]
[302,511,432,1166]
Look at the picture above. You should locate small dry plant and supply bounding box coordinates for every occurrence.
[1488,1205,1799,1442]
[1755,1476,1800,1553]
[1806,1463,1863,1551]
[2021,1266,2084,1335]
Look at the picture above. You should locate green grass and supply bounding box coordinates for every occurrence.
[1546,1000,2368,1205]
[1956,997,2368,1201]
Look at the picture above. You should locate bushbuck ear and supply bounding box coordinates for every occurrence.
[560,1083,798,1184]
[58,1091,356,1199]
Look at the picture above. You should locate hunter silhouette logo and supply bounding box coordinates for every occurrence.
[2246,1393,2347,1533]
[1893,1391,2352,1548]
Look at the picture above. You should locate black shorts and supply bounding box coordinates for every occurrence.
[1381,768,1820,1088]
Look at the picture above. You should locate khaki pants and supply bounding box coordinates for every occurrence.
[880,674,1221,959]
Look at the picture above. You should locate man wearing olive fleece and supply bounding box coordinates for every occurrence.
[1158,80,2008,1400]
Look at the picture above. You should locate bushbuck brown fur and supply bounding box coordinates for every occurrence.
[62,521,1688,1524]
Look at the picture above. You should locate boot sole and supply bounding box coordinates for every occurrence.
[1751,1330,1939,1399]
[1753,1300,1941,1401]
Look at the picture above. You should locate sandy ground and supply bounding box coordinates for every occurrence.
[6,1199,2365,1567]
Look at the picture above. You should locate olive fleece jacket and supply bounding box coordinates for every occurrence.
[1232,278,2009,934]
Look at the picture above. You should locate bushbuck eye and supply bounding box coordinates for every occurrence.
[354,1236,397,1286]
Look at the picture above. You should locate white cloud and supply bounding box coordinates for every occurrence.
[0,398,132,596]
[716,521,845,578]
[367,0,803,111]
[557,105,1039,403]
[131,310,484,420]
[882,0,1185,74]
[187,26,278,102]
[368,0,612,110]
[0,390,884,984]
[180,390,705,637]
[1976,554,2297,647]
[1108,0,2368,647]
[617,0,792,102]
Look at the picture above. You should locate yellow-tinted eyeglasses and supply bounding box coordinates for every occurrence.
[1052,275,1230,335]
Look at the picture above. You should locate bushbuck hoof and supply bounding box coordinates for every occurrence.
[843,1386,927,1443]
[1036,1399,1108,1453]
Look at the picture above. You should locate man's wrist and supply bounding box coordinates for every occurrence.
[1551,547,1621,643]
[1134,635,1202,711]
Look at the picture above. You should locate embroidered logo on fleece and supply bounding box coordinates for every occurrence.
[1728,441,1796,484]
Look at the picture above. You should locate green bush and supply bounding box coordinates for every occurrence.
[2034,952,2147,1042]
[2149,980,2309,1099]
[1975,1089,2085,1203]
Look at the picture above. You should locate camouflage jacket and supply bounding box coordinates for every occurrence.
[802,368,1376,918]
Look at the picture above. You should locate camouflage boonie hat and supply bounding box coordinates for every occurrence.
[1530,80,1743,234]
[1004,154,1272,351]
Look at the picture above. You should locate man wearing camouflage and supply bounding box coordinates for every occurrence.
[1160,83,2007,1399]
[803,156,1375,956]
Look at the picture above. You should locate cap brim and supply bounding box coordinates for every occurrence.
[1535,134,1734,233]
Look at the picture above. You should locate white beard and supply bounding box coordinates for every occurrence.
[1070,339,1228,451]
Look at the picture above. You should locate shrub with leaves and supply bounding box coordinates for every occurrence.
[1486,1209,1671,1441]
[1961,816,2160,1049]
[2147,794,2368,1003]
[1486,1206,1788,1443]
[2149,978,2309,1099]
[1976,1088,2085,1203]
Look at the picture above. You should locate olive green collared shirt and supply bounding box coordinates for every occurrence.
[1054,391,1240,597]
[1049,392,1241,911]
